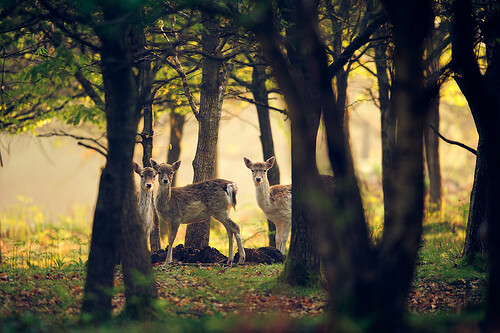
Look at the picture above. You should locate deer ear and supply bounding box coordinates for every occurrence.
[133,162,141,174]
[150,159,159,171]
[172,160,181,172]
[243,157,252,169]
[265,156,275,170]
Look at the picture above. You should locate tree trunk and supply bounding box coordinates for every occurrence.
[251,62,280,248]
[82,5,156,322]
[159,109,186,240]
[375,27,396,231]
[273,0,323,286]
[185,12,223,249]
[167,110,186,186]
[424,95,442,212]
[254,0,430,329]
[139,48,161,253]
[424,26,442,212]
[452,0,500,326]
[463,138,489,260]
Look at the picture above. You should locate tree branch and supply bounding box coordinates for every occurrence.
[160,19,199,120]
[37,130,108,156]
[75,70,105,110]
[429,125,477,155]
[327,12,387,79]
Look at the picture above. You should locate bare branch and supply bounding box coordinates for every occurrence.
[430,125,477,155]
[37,130,108,156]
[77,142,107,157]
[160,19,199,119]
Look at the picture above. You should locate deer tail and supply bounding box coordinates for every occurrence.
[226,183,238,210]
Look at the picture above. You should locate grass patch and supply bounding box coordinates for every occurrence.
[0,194,489,332]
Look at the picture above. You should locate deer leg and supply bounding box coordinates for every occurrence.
[226,228,234,264]
[282,220,291,255]
[215,213,245,264]
[275,221,285,254]
[164,221,180,265]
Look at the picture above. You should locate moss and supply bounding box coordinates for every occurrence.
[279,258,322,288]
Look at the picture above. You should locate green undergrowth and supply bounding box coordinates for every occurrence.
[0,196,490,332]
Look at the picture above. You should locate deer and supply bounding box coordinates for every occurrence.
[133,162,157,240]
[243,156,291,254]
[150,159,246,265]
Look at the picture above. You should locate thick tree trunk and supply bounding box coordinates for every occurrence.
[251,62,279,248]
[463,138,489,260]
[452,0,500,326]
[82,5,156,321]
[273,0,322,286]
[185,12,222,249]
[373,2,431,330]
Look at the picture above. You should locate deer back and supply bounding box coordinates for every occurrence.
[157,178,237,224]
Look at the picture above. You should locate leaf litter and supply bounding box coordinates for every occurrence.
[0,263,485,323]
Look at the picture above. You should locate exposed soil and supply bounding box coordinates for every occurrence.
[151,245,286,265]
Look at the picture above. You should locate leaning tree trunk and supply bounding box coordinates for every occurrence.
[82,4,156,321]
[185,12,223,249]
[251,62,280,248]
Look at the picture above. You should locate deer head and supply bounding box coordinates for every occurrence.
[133,162,157,191]
[243,156,275,186]
[150,159,181,187]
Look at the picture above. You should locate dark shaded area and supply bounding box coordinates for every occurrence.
[235,247,286,264]
[151,245,285,265]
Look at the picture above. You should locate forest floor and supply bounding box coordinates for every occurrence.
[0,214,489,332]
[0,256,487,333]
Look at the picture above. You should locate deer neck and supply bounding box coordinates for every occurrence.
[255,178,271,209]
[157,183,172,204]
[139,188,153,215]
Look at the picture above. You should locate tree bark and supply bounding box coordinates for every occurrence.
[82,4,156,321]
[275,0,323,286]
[167,110,186,186]
[452,0,500,326]
[424,24,442,212]
[250,61,280,248]
[185,12,223,249]
[138,38,161,253]
[374,27,397,231]
[159,109,186,240]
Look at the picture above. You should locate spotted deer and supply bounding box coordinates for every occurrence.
[244,156,291,254]
[150,159,246,265]
[133,162,157,239]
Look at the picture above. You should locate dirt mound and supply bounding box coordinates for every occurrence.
[234,247,286,264]
[151,245,286,265]
[151,244,228,264]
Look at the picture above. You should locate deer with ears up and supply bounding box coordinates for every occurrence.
[244,156,291,254]
[244,156,335,255]
[151,159,246,265]
[133,162,157,240]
